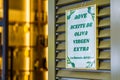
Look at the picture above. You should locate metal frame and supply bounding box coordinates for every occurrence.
[2,0,9,80]
[111,0,120,80]
[48,0,55,80]
[0,21,3,26]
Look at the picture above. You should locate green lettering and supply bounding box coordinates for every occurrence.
[86,22,93,27]
[74,31,88,36]
[83,13,87,18]
[70,25,74,29]
[70,22,93,30]
[85,31,88,35]
[74,13,87,20]
[73,39,90,44]
[75,14,80,19]
[73,47,89,52]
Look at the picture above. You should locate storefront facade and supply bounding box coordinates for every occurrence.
[48,0,120,80]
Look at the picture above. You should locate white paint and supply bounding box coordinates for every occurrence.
[66,5,97,69]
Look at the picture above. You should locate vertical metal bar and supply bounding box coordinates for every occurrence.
[48,0,55,80]
[111,0,120,80]
[2,0,8,80]
[10,48,14,80]
[0,21,3,26]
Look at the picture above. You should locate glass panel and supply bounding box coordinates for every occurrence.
[0,0,48,79]
[8,0,48,80]
[0,0,3,18]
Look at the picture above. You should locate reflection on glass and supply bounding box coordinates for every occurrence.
[0,0,3,79]
[0,0,3,18]
[0,0,48,79]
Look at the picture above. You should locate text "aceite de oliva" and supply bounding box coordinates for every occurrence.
[69,13,93,52]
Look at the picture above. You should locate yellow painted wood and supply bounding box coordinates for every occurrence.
[55,0,111,79]
[57,33,65,41]
[57,0,81,6]
[56,18,110,28]
[56,61,65,68]
[99,29,110,38]
[56,43,65,50]
[99,51,110,59]
[57,30,110,41]
[56,14,110,25]
[98,7,110,17]
[56,16,64,24]
[56,52,65,59]
[56,0,110,14]
[56,16,65,23]
[96,6,99,70]
[98,18,110,28]
[56,70,110,79]
[99,62,110,70]
[56,51,110,60]
[56,19,110,33]
[56,61,110,70]
[99,40,110,49]
[56,25,65,32]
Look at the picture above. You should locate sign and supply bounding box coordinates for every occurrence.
[66,5,98,69]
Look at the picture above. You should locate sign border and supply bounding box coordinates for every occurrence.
[65,4,98,70]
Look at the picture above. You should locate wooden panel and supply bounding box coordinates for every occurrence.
[56,0,110,14]
[56,18,110,32]
[56,43,65,50]
[99,51,110,59]
[56,29,110,41]
[56,18,110,29]
[56,0,81,6]
[56,25,65,32]
[56,51,111,60]
[99,62,111,70]
[55,0,111,80]
[56,16,64,24]
[98,18,110,28]
[57,33,65,41]
[99,29,110,38]
[56,9,110,24]
[99,40,110,49]
[56,52,65,59]
[56,70,110,79]
[56,61,65,68]
[98,7,110,17]
[56,61,110,70]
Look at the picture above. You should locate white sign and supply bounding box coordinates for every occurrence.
[66,5,97,69]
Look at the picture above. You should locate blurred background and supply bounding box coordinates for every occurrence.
[0,0,48,80]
